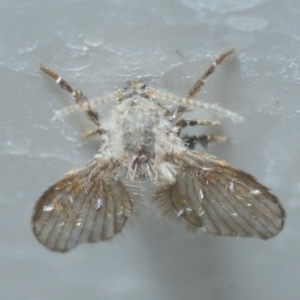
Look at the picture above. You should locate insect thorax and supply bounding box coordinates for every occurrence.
[101,94,184,182]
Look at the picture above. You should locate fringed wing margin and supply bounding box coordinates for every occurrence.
[32,160,133,252]
[153,152,285,239]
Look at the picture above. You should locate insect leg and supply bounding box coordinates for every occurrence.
[171,118,220,137]
[175,119,220,128]
[81,128,107,138]
[186,48,234,100]
[40,64,100,127]
[182,134,228,149]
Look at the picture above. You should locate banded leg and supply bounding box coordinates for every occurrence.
[182,134,228,149]
[172,118,220,136]
[176,119,220,128]
[40,65,100,127]
[81,128,107,138]
[186,48,234,100]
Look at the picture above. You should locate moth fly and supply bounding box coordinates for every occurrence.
[32,49,285,252]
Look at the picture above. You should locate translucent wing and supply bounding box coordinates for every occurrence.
[32,159,132,252]
[154,151,285,239]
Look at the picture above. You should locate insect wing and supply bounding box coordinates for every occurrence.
[32,160,133,252]
[154,152,285,239]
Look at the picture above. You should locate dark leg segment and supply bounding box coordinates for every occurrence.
[81,128,106,138]
[172,117,220,137]
[182,134,228,149]
[176,119,220,128]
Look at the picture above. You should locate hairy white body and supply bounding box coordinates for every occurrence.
[99,85,185,182]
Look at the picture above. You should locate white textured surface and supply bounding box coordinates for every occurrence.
[1,0,299,299]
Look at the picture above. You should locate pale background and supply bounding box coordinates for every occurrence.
[1,0,299,299]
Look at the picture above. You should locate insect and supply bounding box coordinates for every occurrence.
[32,49,285,252]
